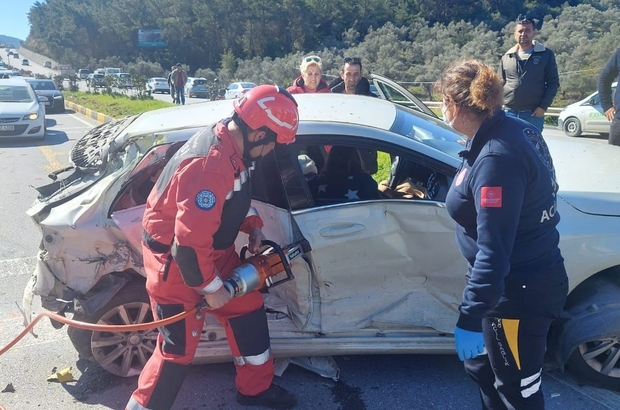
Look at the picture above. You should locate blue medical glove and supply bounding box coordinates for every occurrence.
[454,326,485,361]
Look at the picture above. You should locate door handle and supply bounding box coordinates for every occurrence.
[319,223,366,238]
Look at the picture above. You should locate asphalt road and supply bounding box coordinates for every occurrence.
[0,109,619,410]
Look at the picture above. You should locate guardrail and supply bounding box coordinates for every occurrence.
[423,101,562,117]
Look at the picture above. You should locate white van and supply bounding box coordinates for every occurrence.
[558,82,617,137]
[104,67,121,76]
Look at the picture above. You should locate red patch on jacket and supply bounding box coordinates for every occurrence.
[480,187,502,208]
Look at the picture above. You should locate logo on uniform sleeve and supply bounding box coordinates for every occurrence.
[480,187,502,208]
[195,190,216,210]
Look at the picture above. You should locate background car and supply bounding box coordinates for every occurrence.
[86,73,105,88]
[43,60,52,68]
[23,95,620,391]
[25,78,65,113]
[558,82,617,137]
[21,58,29,66]
[114,72,133,88]
[185,77,209,98]
[146,77,169,93]
[77,68,90,79]
[224,81,257,99]
[0,77,47,139]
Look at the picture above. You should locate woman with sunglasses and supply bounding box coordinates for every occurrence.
[287,55,331,94]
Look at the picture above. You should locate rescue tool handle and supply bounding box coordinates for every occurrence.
[240,240,295,289]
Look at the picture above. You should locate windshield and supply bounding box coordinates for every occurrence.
[0,85,34,102]
[119,74,131,78]
[241,82,257,89]
[27,81,57,91]
[193,80,207,85]
[391,105,466,158]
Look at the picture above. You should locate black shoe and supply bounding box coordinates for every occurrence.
[237,384,297,409]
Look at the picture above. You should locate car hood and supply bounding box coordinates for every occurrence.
[546,134,620,216]
[35,90,62,98]
[0,101,38,114]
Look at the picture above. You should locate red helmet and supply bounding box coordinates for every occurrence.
[233,85,299,144]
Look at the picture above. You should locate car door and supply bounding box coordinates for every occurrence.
[369,74,437,118]
[278,134,466,336]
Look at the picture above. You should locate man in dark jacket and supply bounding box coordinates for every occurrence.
[328,57,377,97]
[597,48,620,146]
[499,15,559,131]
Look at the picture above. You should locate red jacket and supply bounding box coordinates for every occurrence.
[142,122,263,292]
[286,76,331,94]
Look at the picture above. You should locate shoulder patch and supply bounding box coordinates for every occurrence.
[195,190,217,210]
[480,186,502,208]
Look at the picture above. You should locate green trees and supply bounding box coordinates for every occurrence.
[22,0,620,103]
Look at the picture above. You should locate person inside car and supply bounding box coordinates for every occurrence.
[310,145,380,204]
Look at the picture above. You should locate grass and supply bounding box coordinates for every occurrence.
[64,91,175,118]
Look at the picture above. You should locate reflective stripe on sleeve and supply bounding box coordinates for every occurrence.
[126,397,155,410]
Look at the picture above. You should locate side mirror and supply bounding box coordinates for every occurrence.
[38,96,49,103]
[588,98,596,105]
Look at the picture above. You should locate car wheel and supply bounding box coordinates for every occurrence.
[67,280,158,377]
[567,336,620,390]
[563,117,582,137]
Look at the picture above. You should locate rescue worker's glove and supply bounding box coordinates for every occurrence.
[204,285,232,310]
[454,326,485,361]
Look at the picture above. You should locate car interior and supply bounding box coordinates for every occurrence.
[109,136,454,216]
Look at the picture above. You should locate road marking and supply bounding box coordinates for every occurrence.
[39,146,63,171]
[70,112,99,127]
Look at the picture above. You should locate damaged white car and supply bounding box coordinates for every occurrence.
[24,93,620,390]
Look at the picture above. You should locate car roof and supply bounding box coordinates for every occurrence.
[0,77,31,86]
[121,93,399,139]
[25,78,53,82]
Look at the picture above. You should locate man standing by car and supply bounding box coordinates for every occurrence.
[167,65,176,103]
[328,57,377,97]
[170,63,188,105]
[125,85,299,410]
[597,48,620,146]
[499,14,560,131]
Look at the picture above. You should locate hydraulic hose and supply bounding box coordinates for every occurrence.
[0,302,205,358]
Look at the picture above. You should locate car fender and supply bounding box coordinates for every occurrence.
[75,272,135,316]
[549,279,620,367]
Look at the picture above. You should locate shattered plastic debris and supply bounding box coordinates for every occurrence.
[1,383,15,393]
[46,366,75,383]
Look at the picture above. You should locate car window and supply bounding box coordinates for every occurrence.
[0,85,33,102]
[241,82,256,88]
[28,81,57,91]
[193,80,207,85]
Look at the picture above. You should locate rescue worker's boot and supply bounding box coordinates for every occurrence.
[237,383,297,409]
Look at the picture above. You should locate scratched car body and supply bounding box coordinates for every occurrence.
[24,93,620,390]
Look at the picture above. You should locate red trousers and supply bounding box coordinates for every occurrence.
[127,246,273,410]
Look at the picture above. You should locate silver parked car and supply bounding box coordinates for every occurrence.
[146,77,170,94]
[558,82,617,137]
[224,81,257,99]
[24,94,620,391]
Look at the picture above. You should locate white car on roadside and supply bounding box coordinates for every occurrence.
[146,77,170,94]
[558,82,617,137]
[224,81,257,99]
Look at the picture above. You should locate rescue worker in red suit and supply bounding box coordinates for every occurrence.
[126,85,300,410]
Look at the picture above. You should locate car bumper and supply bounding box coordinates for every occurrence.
[0,121,45,138]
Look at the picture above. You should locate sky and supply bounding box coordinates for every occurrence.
[0,1,38,41]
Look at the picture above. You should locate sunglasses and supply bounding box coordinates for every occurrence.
[344,57,361,64]
[304,56,321,63]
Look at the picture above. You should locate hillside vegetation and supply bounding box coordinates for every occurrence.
[22,0,620,102]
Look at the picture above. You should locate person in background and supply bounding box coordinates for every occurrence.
[167,66,177,103]
[436,59,568,409]
[311,145,380,204]
[170,63,188,105]
[597,47,620,146]
[125,85,300,410]
[499,14,560,131]
[287,55,331,94]
[328,57,376,97]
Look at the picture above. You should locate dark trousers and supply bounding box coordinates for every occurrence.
[464,267,568,410]
[609,118,620,146]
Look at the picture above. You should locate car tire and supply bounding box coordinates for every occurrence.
[563,117,582,137]
[567,336,620,391]
[67,280,158,377]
